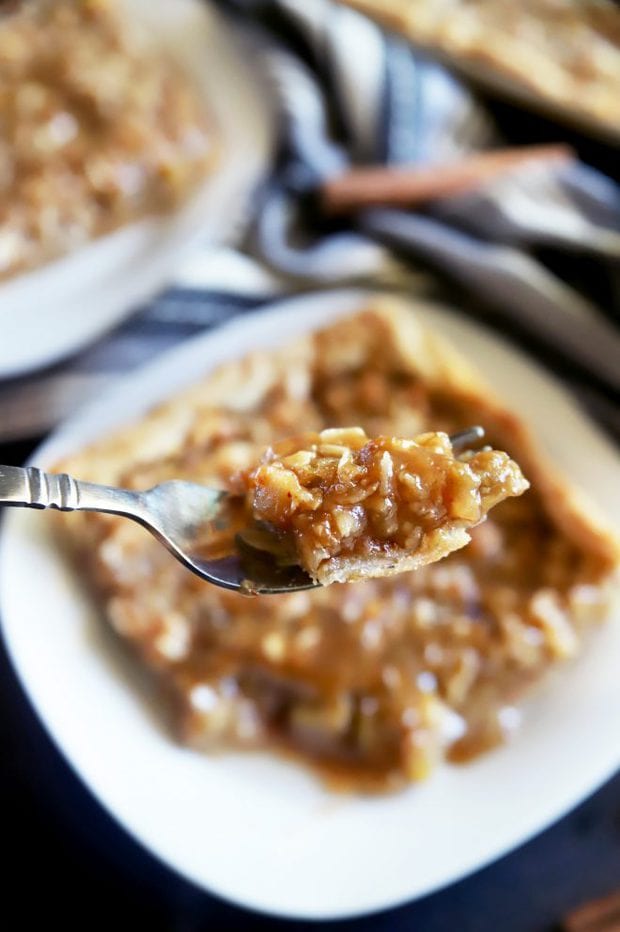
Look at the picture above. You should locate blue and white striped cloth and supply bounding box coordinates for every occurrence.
[1,0,619,441]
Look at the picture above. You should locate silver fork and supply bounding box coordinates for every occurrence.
[0,427,484,595]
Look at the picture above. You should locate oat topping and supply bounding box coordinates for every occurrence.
[239,428,528,584]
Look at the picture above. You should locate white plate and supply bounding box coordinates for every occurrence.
[1,289,619,920]
[0,0,274,378]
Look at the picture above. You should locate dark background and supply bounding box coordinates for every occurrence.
[1,61,619,932]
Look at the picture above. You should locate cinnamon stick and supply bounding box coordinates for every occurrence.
[320,143,575,214]
[563,889,620,932]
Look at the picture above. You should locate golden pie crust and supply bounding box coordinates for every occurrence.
[54,297,620,791]
[338,0,620,138]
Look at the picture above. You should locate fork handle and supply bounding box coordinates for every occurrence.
[0,465,141,517]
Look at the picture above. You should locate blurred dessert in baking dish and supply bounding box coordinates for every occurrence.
[0,0,217,279]
[339,0,620,138]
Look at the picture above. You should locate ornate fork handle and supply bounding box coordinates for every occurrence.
[0,465,142,518]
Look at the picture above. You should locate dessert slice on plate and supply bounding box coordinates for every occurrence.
[239,428,528,585]
[54,296,619,790]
